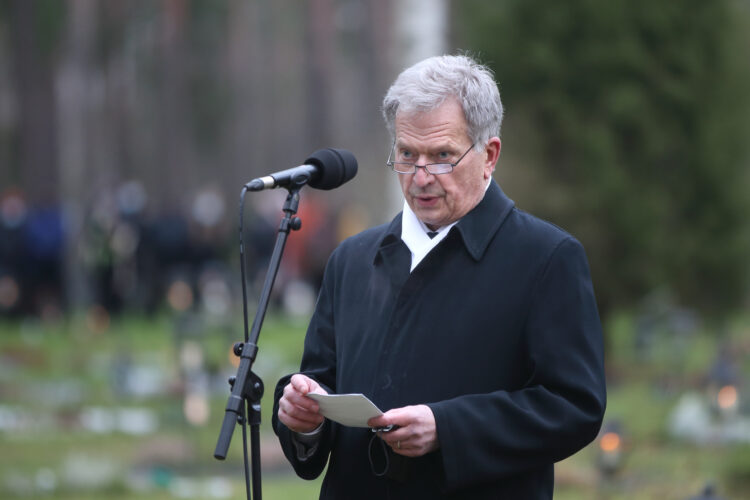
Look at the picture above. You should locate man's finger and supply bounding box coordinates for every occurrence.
[279,397,324,423]
[290,374,312,393]
[283,385,320,412]
[279,407,324,433]
[379,408,411,426]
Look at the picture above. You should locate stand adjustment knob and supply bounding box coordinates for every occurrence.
[233,342,243,356]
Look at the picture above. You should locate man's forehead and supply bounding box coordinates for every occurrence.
[394,99,466,131]
[395,97,463,119]
[394,137,462,150]
[393,119,469,146]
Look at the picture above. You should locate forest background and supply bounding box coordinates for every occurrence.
[1,1,749,499]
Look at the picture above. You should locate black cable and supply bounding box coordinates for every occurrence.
[238,186,253,499]
[238,186,251,344]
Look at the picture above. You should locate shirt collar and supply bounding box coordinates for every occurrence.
[401,201,457,271]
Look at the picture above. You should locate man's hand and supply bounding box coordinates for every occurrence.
[277,374,327,433]
[368,404,439,457]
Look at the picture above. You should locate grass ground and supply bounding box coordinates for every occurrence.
[1,309,748,499]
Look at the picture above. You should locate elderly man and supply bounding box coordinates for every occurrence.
[273,54,606,499]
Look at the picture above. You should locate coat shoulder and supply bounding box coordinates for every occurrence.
[505,207,581,252]
[332,220,394,259]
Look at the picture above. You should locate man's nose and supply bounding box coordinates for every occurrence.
[413,165,433,186]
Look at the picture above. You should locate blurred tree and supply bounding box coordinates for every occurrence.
[7,0,66,205]
[57,0,96,308]
[456,0,750,317]
[305,0,335,150]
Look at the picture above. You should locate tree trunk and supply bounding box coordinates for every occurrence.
[9,0,60,206]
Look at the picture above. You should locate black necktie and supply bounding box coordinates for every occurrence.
[427,231,438,239]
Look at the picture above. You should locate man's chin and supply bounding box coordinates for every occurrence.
[415,213,443,230]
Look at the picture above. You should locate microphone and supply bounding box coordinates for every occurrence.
[246,148,358,191]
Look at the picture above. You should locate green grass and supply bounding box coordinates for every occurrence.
[1,310,749,499]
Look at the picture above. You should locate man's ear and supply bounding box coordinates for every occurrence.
[484,137,501,179]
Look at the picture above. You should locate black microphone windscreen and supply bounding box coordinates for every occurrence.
[305,148,358,190]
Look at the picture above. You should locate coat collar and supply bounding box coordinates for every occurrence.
[375,180,515,263]
[454,180,515,261]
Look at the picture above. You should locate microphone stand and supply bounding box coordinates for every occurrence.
[214,181,305,500]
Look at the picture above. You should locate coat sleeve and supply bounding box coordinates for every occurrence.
[272,250,339,479]
[428,237,606,491]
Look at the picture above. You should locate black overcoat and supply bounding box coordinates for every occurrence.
[273,181,606,499]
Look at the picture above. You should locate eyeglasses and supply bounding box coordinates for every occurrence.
[386,142,475,175]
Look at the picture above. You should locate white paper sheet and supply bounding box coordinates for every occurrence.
[306,393,383,428]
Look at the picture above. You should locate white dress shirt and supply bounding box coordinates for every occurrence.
[400,201,457,272]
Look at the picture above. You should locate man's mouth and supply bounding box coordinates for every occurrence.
[414,194,440,207]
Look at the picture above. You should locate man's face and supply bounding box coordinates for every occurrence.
[395,98,501,230]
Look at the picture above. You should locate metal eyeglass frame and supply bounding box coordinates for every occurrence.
[386,141,475,175]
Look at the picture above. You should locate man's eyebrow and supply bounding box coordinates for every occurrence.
[396,142,456,151]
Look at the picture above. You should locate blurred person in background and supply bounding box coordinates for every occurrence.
[273,54,606,499]
[0,188,64,318]
[0,189,28,315]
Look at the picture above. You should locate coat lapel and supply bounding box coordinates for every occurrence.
[373,214,412,290]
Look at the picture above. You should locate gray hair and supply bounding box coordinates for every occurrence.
[382,54,504,148]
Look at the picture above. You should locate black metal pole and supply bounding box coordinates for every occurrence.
[214,185,304,500]
[249,400,262,500]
